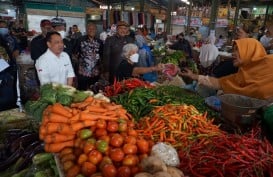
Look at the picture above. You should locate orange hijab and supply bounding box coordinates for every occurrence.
[219,38,273,99]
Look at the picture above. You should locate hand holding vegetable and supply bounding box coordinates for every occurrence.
[178,68,198,80]
[152,63,165,72]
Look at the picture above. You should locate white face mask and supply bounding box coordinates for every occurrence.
[58,31,66,39]
[130,53,139,63]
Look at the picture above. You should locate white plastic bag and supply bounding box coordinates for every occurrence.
[151,142,180,167]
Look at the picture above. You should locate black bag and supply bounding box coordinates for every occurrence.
[0,68,16,111]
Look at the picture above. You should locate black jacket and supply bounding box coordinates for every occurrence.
[103,35,134,83]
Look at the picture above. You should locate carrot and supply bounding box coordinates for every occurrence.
[46,122,74,135]
[70,120,96,132]
[101,102,122,111]
[84,96,94,102]
[80,112,118,121]
[44,133,75,143]
[87,105,107,113]
[44,140,75,153]
[47,113,70,123]
[72,108,79,115]
[69,113,80,122]
[51,103,73,118]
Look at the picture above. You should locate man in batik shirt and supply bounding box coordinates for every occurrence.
[74,22,103,90]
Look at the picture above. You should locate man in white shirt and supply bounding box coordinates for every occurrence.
[35,31,75,86]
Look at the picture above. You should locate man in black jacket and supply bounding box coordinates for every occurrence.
[30,19,52,62]
[103,21,135,84]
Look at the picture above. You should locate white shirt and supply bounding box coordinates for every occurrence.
[35,49,75,85]
[260,35,272,48]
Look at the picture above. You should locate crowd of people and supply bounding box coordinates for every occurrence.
[1,15,273,111]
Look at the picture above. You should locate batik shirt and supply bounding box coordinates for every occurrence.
[76,36,103,77]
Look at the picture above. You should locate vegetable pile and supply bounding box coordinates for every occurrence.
[104,78,153,97]
[178,128,273,177]
[39,96,153,177]
[162,50,185,65]
[137,104,223,148]
[111,86,219,120]
[25,83,92,122]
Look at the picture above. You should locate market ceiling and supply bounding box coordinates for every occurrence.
[3,0,273,9]
[89,0,273,8]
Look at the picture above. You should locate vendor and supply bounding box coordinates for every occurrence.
[180,38,273,100]
[115,43,163,81]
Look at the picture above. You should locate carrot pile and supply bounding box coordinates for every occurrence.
[39,96,131,153]
[178,128,273,177]
[136,104,224,148]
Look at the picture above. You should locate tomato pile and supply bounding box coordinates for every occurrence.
[58,118,152,177]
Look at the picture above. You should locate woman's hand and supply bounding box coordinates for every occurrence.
[153,63,165,71]
[178,68,198,80]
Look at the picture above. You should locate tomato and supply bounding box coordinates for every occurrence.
[110,134,124,147]
[98,135,110,143]
[118,121,128,132]
[127,129,138,137]
[123,144,137,155]
[124,136,137,145]
[78,129,93,139]
[130,166,140,176]
[102,164,117,177]
[88,150,103,165]
[86,138,97,145]
[74,138,83,148]
[138,153,148,162]
[107,121,119,132]
[109,148,125,162]
[127,121,135,128]
[81,161,97,176]
[95,128,108,137]
[117,166,131,177]
[63,160,74,172]
[96,140,109,153]
[96,119,107,129]
[66,165,80,177]
[83,143,95,155]
[136,139,149,154]
[122,155,139,166]
[77,153,88,165]
[99,156,113,171]
[73,147,83,157]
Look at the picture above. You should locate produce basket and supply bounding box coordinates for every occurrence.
[219,94,268,129]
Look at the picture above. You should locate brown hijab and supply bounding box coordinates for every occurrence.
[219,38,273,99]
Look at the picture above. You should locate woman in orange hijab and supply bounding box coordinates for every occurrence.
[180,38,273,100]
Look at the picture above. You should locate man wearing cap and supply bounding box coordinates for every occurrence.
[30,19,52,61]
[51,17,74,58]
[103,21,135,84]
[35,31,75,86]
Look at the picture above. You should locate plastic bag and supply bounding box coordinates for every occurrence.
[151,142,180,167]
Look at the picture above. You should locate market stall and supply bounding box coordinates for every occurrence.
[1,78,273,177]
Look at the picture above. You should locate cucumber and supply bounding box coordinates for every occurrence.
[32,153,53,165]
[11,168,30,177]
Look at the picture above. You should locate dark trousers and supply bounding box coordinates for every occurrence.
[77,75,99,91]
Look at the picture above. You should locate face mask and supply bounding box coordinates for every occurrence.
[0,28,9,36]
[130,53,139,63]
[58,31,66,39]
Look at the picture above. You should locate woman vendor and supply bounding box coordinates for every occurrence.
[115,43,163,81]
[180,38,273,100]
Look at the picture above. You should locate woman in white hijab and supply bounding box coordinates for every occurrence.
[198,35,219,75]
